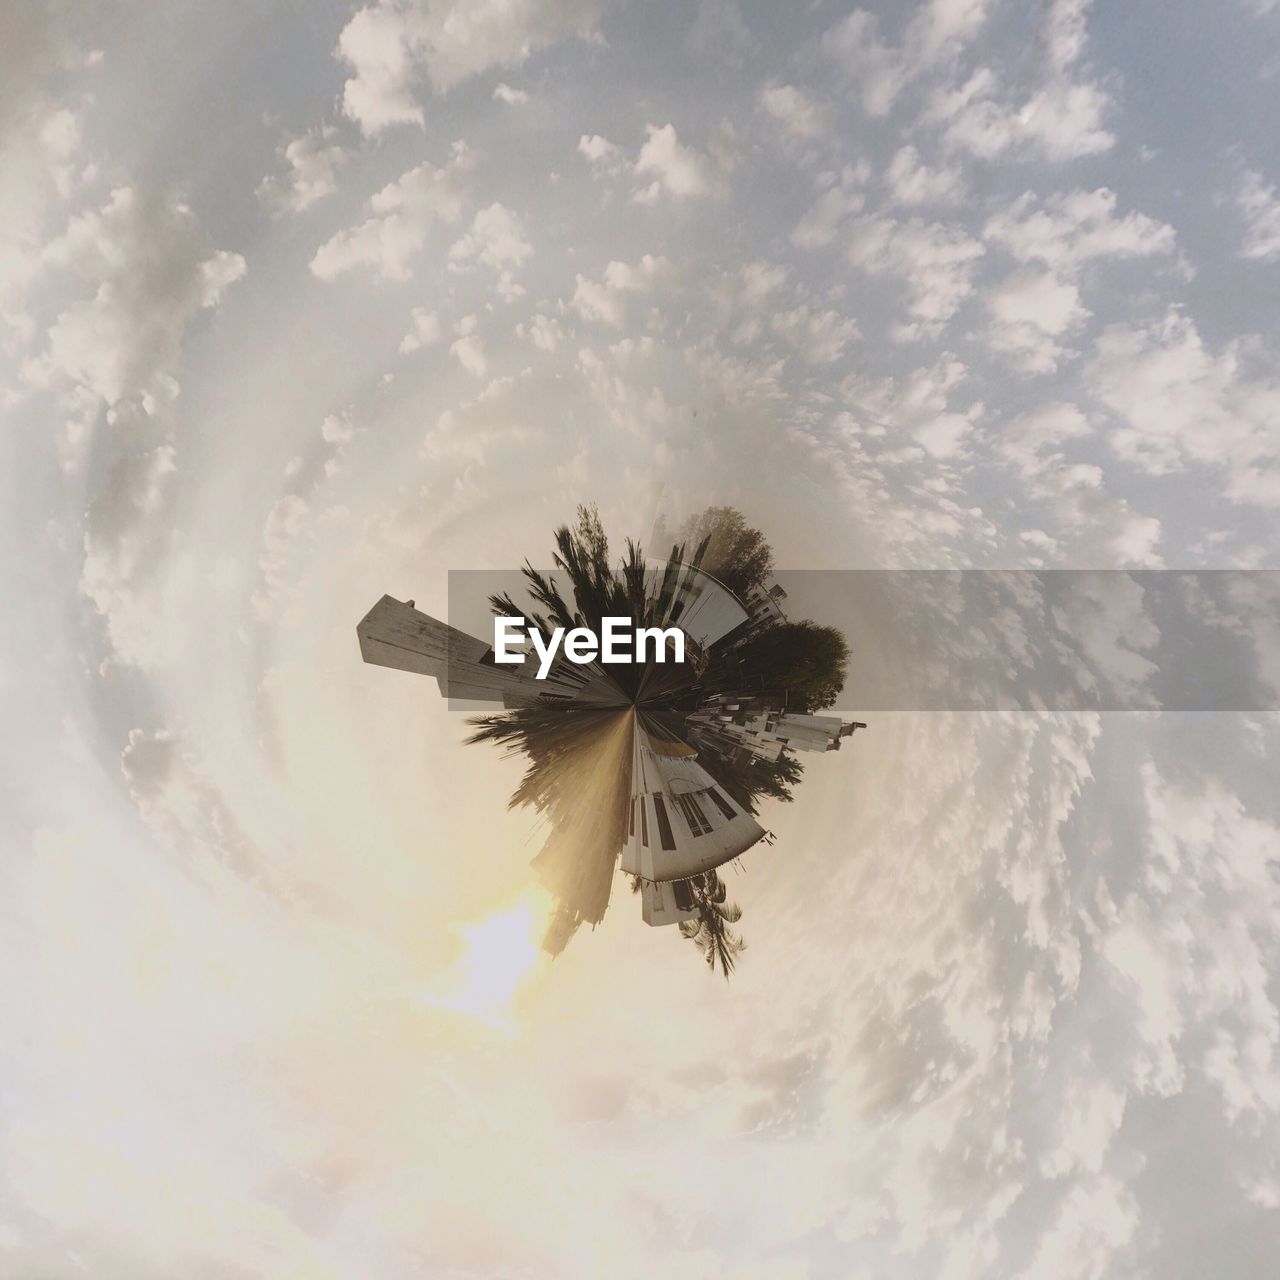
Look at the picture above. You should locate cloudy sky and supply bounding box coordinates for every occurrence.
[3,0,1280,1275]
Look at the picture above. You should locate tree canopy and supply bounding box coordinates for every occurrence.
[722,620,850,711]
[669,506,774,599]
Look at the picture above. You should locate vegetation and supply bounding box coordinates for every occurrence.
[462,503,853,979]
[678,870,747,979]
[658,505,775,598]
[713,619,849,711]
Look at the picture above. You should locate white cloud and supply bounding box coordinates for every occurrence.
[760,83,829,139]
[493,81,529,105]
[581,123,730,204]
[1023,1175,1139,1280]
[571,255,670,327]
[256,125,347,215]
[842,353,982,459]
[984,188,1176,273]
[320,413,354,445]
[1234,166,1280,262]
[35,187,244,413]
[399,307,441,354]
[791,167,868,248]
[1039,1078,1127,1178]
[450,314,487,376]
[1045,0,1092,72]
[1088,309,1280,506]
[337,0,599,134]
[633,123,716,201]
[929,67,1114,162]
[77,443,184,658]
[998,403,1163,564]
[11,165,247,667]
[707,260,789,344]
[578,132,625,174]
[738,260,787,305]
[1093,757,1280,1139]
[448,202,532,273]
[335,3,423,133]
[117,728,252,872]
[310,146,472,281]
[1000,401,1093,474]
[979,189,1176,374]
[822,0,995,116]
[1,102,90,339]
[921,0,1112,163]
[259,492,311,593]
[984,268,1087,373]
[770,304,859,365]
[884,144,964,206]
[518,312,563,351]
[845,215,985,339]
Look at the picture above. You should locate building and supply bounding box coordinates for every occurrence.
[686,693,866,760]
[637,878,698,927]
[356,594,625,707]
[643,561,750,656]
[356,581,853,937]
[358,561,748,708]
[740,580,789,634]
[620,719,765,926]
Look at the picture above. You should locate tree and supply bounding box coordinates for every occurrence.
[678,870,746,978]
[712,620,849,710]
[687,730,806,815]
[462,508,852,965]
[666,507,774,600]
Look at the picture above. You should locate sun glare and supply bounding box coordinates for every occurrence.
[420,895,548,1028]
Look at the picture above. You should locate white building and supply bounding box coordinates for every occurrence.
[621,720,765,926]
[358,586,794,935]
[359,561,748,707]
[356,594,626,707]
[638,878,698,927]
[643,561,750,655]
[687,694,865,760]
[739,580,789,635]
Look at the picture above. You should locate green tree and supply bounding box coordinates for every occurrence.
[714,620,849,710]
[678,870,746,978]
[665,506,774,600]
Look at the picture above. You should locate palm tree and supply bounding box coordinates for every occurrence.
[678,871,746,978]
[460,507,842,968]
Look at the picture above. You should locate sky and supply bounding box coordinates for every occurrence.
[2,0,1280,1276]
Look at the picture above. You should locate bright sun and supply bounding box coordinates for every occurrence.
[419,893,549,1028]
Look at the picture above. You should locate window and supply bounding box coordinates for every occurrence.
[640,799,649,848]
[706,788,737,821]
[673,793,696,836]
[652,794,677,851]
[673,792,712,837]
[629,797,635,837]
[689,793,713,834]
